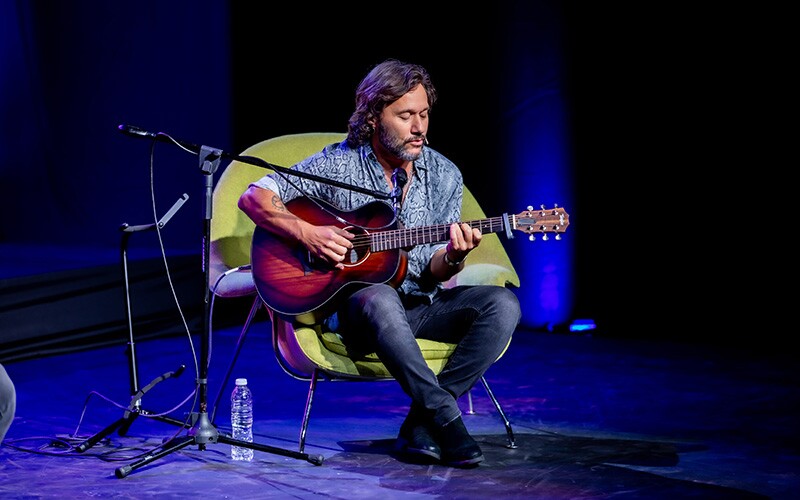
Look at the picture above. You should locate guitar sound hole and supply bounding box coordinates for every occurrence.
[344,226,370,266]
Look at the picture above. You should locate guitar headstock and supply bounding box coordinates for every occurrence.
[513,205,570,241]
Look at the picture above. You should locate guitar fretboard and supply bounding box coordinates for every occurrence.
[370,216,512,252]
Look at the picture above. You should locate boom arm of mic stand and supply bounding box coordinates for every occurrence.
[118,124,392,200]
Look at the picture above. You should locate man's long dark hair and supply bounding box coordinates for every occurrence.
[346,59,438,147]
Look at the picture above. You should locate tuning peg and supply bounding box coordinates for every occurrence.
[555,234,561,240]
[542,234,549,241]
[528,234,535,241]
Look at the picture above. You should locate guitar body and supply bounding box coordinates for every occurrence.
[251,197,406,322]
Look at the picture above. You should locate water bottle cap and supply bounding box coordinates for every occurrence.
[235,378,248,385]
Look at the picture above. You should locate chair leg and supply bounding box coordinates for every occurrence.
[210,296,262,424]
[466,390,475,414]
[298,368,319,454]
[480,376,517,449]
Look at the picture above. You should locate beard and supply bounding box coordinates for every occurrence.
[377,125,422,162]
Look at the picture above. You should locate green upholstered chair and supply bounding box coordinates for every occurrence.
[209,133,521,453]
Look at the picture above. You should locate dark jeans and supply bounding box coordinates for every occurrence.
[338,284,521,428]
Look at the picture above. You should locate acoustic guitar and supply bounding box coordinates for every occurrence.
[251,196,569,323]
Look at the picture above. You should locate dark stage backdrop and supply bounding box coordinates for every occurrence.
[1,1,778,358]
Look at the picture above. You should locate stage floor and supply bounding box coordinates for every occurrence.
[1,320,797,499]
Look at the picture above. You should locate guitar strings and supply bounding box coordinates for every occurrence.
[345,217,510,248]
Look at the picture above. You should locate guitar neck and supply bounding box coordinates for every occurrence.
[370,215,512,252]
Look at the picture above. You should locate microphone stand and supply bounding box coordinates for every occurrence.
[113,125,392,478]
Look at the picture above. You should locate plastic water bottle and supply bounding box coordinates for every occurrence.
[230,377,254,461]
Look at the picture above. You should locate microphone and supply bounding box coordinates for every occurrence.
[118,124,158,138]
[391,168,408,215]
[117,123,209,159]
[394,168,408,190]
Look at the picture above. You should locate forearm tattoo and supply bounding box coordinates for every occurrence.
[271,195,286,212]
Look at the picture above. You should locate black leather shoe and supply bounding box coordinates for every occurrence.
[437,416,484,467]
[395,411,441,462]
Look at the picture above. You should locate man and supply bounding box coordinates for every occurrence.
[239,59,521,467]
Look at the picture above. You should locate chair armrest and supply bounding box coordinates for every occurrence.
[445,263,520,289]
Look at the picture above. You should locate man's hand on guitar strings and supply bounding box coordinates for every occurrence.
[303,225,355,270]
